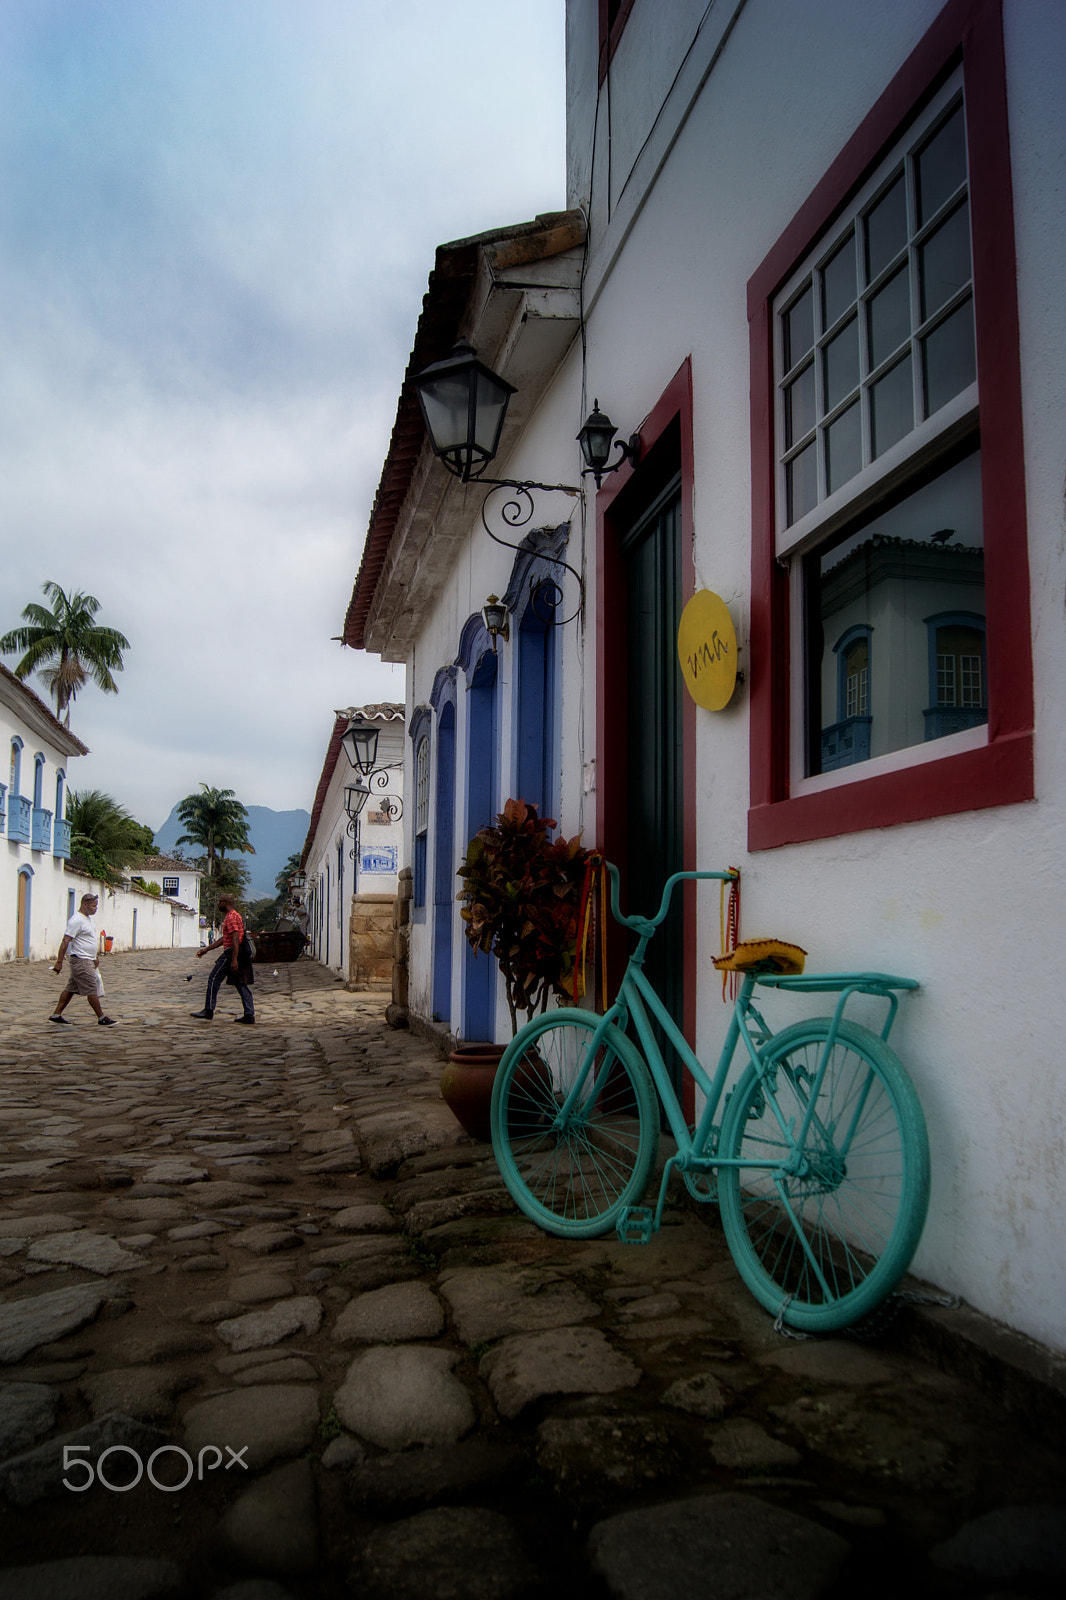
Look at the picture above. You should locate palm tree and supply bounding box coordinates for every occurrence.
[175,784,255,880]
[66,789,153,883]
[275,851,303,897]
[0,581,130,726]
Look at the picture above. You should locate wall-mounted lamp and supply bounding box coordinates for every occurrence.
[412,340,517,484]
[344,781,371,820]
[482,595,510,651]
[411,345,641,631]
[576,399,641,489]
[341,719,380,776]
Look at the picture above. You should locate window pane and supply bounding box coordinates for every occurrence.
[786,439,817,525]
[864,172,907,281]
[919,200,972,321]
[785,284,814,370]
[868,264,910,369]
[826,401,861,494]
[822,233,856,328]
[917,103,966,226]
[823,316,859,411]
[871,354,913,458]
[922,297,976,415]
[785,363,816,448]
[811,450,984,771]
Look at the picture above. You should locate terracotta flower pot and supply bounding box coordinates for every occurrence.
[439,1043,505,1142]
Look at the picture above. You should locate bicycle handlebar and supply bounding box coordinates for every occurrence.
[603,862,738,934]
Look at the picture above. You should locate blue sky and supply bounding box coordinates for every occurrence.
[0,0,565,830]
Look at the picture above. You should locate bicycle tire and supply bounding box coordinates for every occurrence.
[491,1008,659,1238]
[718,1018,929,1332]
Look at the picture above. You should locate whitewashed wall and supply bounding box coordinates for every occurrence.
[395,0,1065,1348]
[555,0,1066,1349]
[2,680,83,964]
[305,720,404,979]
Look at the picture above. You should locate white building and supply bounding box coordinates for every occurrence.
[301,704,404,982]
[2,663,87,962]
[127,856,203,949]
[343,0,1066,1353]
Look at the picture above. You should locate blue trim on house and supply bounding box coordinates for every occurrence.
[923,610,988,740]
[53,818,72,859]
[463,644,498,1041]
[430,664,457,712]
[431,698,456,1023]
[32,808,52,852]
[8,794,31,844]
[457,614,493,676]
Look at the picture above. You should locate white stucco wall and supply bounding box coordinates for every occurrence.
[557,0,1066,1348]
[2,676,84,963]
[130,863,203,949]
[305,718,404,979]
[397,0,1066,1348]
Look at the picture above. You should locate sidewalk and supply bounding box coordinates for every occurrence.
[0,949,1063,1600]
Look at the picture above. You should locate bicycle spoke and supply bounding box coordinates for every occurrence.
[719,1018,929,1331]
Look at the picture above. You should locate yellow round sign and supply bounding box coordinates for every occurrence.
[677,589,738,710]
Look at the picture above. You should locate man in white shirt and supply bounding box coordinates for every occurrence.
[49,893,116,1026]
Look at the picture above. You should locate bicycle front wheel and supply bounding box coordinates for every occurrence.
[718,1018,929,1332]
[491,1009,659,1238]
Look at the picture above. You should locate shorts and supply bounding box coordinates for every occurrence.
[63,955,99,997]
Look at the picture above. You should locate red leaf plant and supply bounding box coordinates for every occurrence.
[457,798,594,1036]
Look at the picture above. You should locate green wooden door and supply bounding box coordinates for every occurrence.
[622,478,684,1089]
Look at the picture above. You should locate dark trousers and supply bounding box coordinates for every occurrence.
[205,951,254,1018]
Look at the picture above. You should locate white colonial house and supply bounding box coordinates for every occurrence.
[301,704,404,984]
[343,0,1066,1355]
[2,663,87,961]
[127,856,203,949]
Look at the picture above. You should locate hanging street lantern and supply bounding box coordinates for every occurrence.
[341,719,380,777]
[412,340,517,483]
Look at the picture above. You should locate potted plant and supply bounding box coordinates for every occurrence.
[439,799,595,1139]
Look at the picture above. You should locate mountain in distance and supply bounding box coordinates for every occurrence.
[153,804,310,900]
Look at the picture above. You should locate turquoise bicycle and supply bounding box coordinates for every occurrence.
[490,866,930,1333]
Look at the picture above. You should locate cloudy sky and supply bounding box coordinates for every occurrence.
[0,0,565,833]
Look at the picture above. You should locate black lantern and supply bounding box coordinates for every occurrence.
[344,782,370,819]
[482,594,510,651]
[412,340,516,483]
[577,399,640,488]
[341,719,379,776]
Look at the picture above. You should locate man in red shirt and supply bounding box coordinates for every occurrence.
[191,894,254,1023]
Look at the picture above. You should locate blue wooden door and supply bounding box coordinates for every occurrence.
[432,701,456,1022]
[463,651,498,1039]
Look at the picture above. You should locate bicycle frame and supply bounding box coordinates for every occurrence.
[552,867,918,1235]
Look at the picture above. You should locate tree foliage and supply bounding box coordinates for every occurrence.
[198,855,252,929]
[457,798,594,1035]
[66,789,154,885]
[0,581,130,726]
[275,851,303,897]
[175,784,254,880]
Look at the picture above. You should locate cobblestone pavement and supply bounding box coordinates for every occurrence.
[0,950,1064,1600]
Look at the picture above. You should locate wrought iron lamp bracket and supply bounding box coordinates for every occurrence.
[478,478,585,628]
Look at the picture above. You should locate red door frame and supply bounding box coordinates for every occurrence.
[595,358,699,1122]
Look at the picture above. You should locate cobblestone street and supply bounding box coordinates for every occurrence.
[0,949,1064,1600]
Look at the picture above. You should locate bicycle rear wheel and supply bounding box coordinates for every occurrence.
[718,1018,929,1332]
[491,1009,659,1238]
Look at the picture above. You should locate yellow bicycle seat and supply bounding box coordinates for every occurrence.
[714,939,807,975]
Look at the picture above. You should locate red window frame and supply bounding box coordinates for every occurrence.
[598,0,636,84]
[747,0,1032,850]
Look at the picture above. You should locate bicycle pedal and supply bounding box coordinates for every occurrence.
[616,1206,655,1245]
